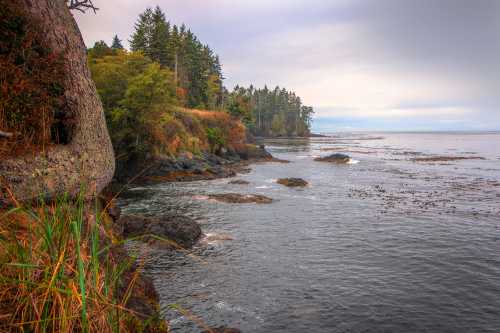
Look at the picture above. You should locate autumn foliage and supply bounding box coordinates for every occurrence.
[0,3,66,158]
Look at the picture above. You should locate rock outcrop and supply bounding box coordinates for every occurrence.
[277,178,309,187]
[0,1,115,204]
[314,153,351,164]
[117,215,202,248]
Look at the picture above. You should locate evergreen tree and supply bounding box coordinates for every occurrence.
[129,6,225,109]
[111,35,124,50]
[130,7,153,57]
[149,6,170,66]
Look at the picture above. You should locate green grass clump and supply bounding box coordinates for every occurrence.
[0,193,165,332]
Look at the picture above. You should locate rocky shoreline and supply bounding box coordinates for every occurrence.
[106,144,281,332]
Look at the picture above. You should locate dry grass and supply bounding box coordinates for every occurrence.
[0,192,166,332]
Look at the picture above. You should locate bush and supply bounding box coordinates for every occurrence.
[206,127,226,153]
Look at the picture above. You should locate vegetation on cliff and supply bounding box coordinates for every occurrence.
[86,6,315,178]
[87,48,246,178]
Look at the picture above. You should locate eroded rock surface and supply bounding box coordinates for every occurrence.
[277,178,309,187]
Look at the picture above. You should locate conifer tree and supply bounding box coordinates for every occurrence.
[130,7,153,57]
[111,35,124,50]
[150,6,170,67]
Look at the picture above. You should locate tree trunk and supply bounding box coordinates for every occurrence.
[0,0,115,204]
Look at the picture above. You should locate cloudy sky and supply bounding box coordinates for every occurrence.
[75,0,500,132]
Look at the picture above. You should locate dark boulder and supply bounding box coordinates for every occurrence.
[117,215,202,248]
[314,153,351,164]
[236,144,272,161]
[277,178,308,187]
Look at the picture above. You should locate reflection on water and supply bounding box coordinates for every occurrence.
[120,132,500,333]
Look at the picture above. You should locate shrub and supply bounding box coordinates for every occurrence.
[205,127,226,153]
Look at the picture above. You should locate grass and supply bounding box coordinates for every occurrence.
[0,192,166,332]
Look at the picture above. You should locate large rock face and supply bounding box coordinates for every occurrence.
[0,1,115,203]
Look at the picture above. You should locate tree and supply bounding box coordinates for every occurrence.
[149,6,171,66]
[88,40,114,58]
[1,0,115,203]
[130,7,153,56]
[111,34,124,49]
[226,85,314,137]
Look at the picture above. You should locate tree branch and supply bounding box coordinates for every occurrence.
[67,0,98,14]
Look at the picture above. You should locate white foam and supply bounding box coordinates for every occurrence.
[192,195,209,201]
[256,185,271,189]
[200,232,234,245]
[348,159,360,165]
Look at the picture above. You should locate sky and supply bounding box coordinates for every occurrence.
[75,0,500,132]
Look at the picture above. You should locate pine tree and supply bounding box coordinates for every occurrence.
[130,7,153,57]
[150,6,170,66]
[111,35,124,50]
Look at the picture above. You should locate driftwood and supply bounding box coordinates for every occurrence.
[0,1,115,204]
[67,0,98,13]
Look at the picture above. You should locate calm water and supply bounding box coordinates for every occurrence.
[120,132,500,333]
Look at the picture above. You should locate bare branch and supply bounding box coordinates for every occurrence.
[67,0,98,14]
[0,131,13,139]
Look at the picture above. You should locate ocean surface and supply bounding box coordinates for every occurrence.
[120,132,500,333]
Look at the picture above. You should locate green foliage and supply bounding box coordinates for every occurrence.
[88,51,178,172]
[206,127,226,153]
[111,35,124,50]
[88,40,115,58]
[228,85,314,137]
[130,6,224,109]
[227,94,252,124]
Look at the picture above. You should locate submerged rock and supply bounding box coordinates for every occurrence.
[208,193,273,204]
[277,178,308,187]
[117,215,202,248]
[229,179,250,185]
[314,153,351,164]
[411,156,485,162]
[201,328,241,333]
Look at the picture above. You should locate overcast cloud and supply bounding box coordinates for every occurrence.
[75,0,500,131]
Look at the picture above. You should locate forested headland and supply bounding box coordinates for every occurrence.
[87,6,315,178]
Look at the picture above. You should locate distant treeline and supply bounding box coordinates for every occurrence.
[229,85,314,137]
